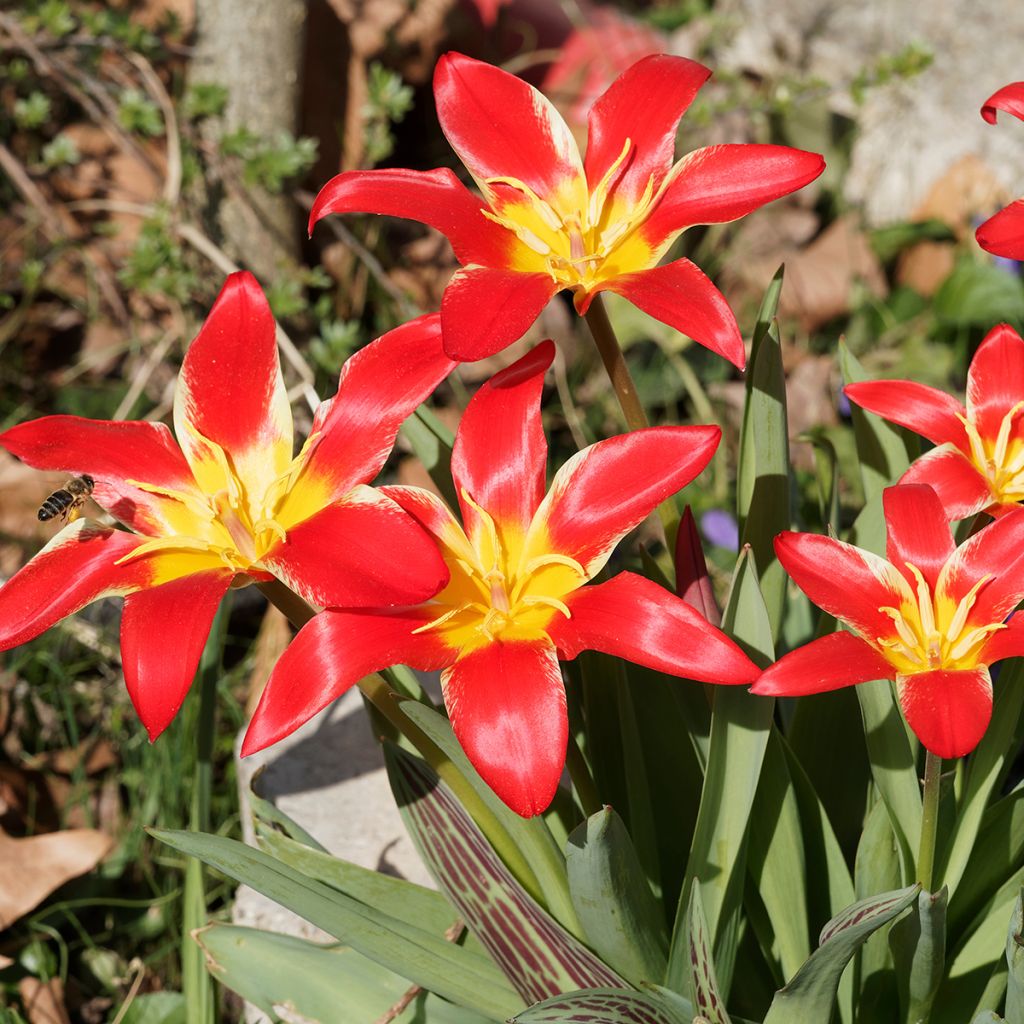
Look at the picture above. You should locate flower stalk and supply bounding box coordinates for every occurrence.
[917,749,943,892]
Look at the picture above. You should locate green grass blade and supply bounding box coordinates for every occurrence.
[401,404,458,508]
[890,887,947,1023]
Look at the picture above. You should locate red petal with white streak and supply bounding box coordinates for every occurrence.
[532,425,719,577]
[548,572,758,683]
[0,521,149,650]
[283,314,456,515]
[897,667,992,758]
[883,485,955,592]
[976,201,1024,260]
[308,167,516,267]
[843,379,968,449]
[604,259,745,368]
[242,607,451,756]
[899,445,994,520]
[441,640,567,817]
[452,341,552,544]
[774,531,902,640]
[440,266,557,361]
[121,570,233,740]
[0,416,197,537]
[966,323,1024,443]
[645,144,825,238]
[936,506,1024,625]
[265,486,449,610]
[174,272,292,502]
[751,631,895,697]
[981,82,1024,124]
[434,52,585,203]
[584,55,710,201]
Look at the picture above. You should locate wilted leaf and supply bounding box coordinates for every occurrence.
[18,977,70,1024]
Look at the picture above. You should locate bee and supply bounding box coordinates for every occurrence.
[37,475,95,524]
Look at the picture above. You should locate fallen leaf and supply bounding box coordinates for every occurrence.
[18,976,70,1024]
[0,827,114,929]
[245,605,294,718]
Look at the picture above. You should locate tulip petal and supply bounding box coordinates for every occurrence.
[674,505,721,626]
[379,485,477,565]
[751,631,895,697]
[977,613,1024,665]
[120,570,233,740]
[441,640,566,817]
[897,667,992,758]
[174,272,292,504]
[242,607,450,756]
[883,485,955,592]
[936,506,1024,625]
[434,52,586,209]
[603,259,745,368]
[645,144,825,239]
[842,379,968,449]
[548,572,758,684]
[452,341,552,547]
[265,485,448,610]
[965,323,1024,442]
[278,314,456,525]
[584,54,710,201]
[981,82,1024,124]
[899,445,994,520]
[774,531,904,640]
[0,520,149,650]
[976,201,1024,260]
[527,425,719,578]
[308,167,516,266]
[0,416,198,537]
[440,266,557,361]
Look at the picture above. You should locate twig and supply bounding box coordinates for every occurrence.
[113,327,177,420]
[109,960,146,1024]
[552,341,589,450]
[125,51,182,205]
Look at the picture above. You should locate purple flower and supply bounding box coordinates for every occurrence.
[701,508,739,551]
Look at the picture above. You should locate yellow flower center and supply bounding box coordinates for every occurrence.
[959,401,1024,505]
[481,139,672,297]
[874,562,1004,674]
[414,491,586,654]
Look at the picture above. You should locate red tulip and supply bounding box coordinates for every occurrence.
[310,52,825,366]
[0,273,454,740]
[977,82,1024,259]
[243,341,759,816]
[754,485,1024,758]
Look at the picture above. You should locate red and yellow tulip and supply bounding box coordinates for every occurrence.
[977,82,1024,259]
[845,323,1024,519]
[309,52,825,366]
[0,272,454,740]
[753,485,1024,758]
[243,341,760,816]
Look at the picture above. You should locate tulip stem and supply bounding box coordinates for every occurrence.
[584,294,650,432]
[584,294,679,544]
[917,750,943,892]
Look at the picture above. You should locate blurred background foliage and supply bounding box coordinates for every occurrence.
[0,0,1021,1019]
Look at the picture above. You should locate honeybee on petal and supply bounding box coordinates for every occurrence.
[37,475,95,524]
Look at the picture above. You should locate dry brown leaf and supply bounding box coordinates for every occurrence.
[0,827,113,929]
[245,605,295,718]
[18,976,70,1024]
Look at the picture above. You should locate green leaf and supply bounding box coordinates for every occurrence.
[869,219,956,262]
[763,886,920,1024]
[116,992,187,1024]
[398,700,575,930]
[386,744,623,1004]
[934,259,1024,328]
[838,341,917,502]
[566,807,669,986]
[150,828,521,1020]
[890,887,947,1023]
[401,405,458,509]
[686,884,732,1024]
[737,311,790,638]
[668,548,775,996]
[197,923,494,1024]
[855,677,921,878]
[973,1014,1007,1024]
[512,988,690,1024]
[746,732,812,982]
[1006,893,1024,1024]
[940,659,1024,896]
